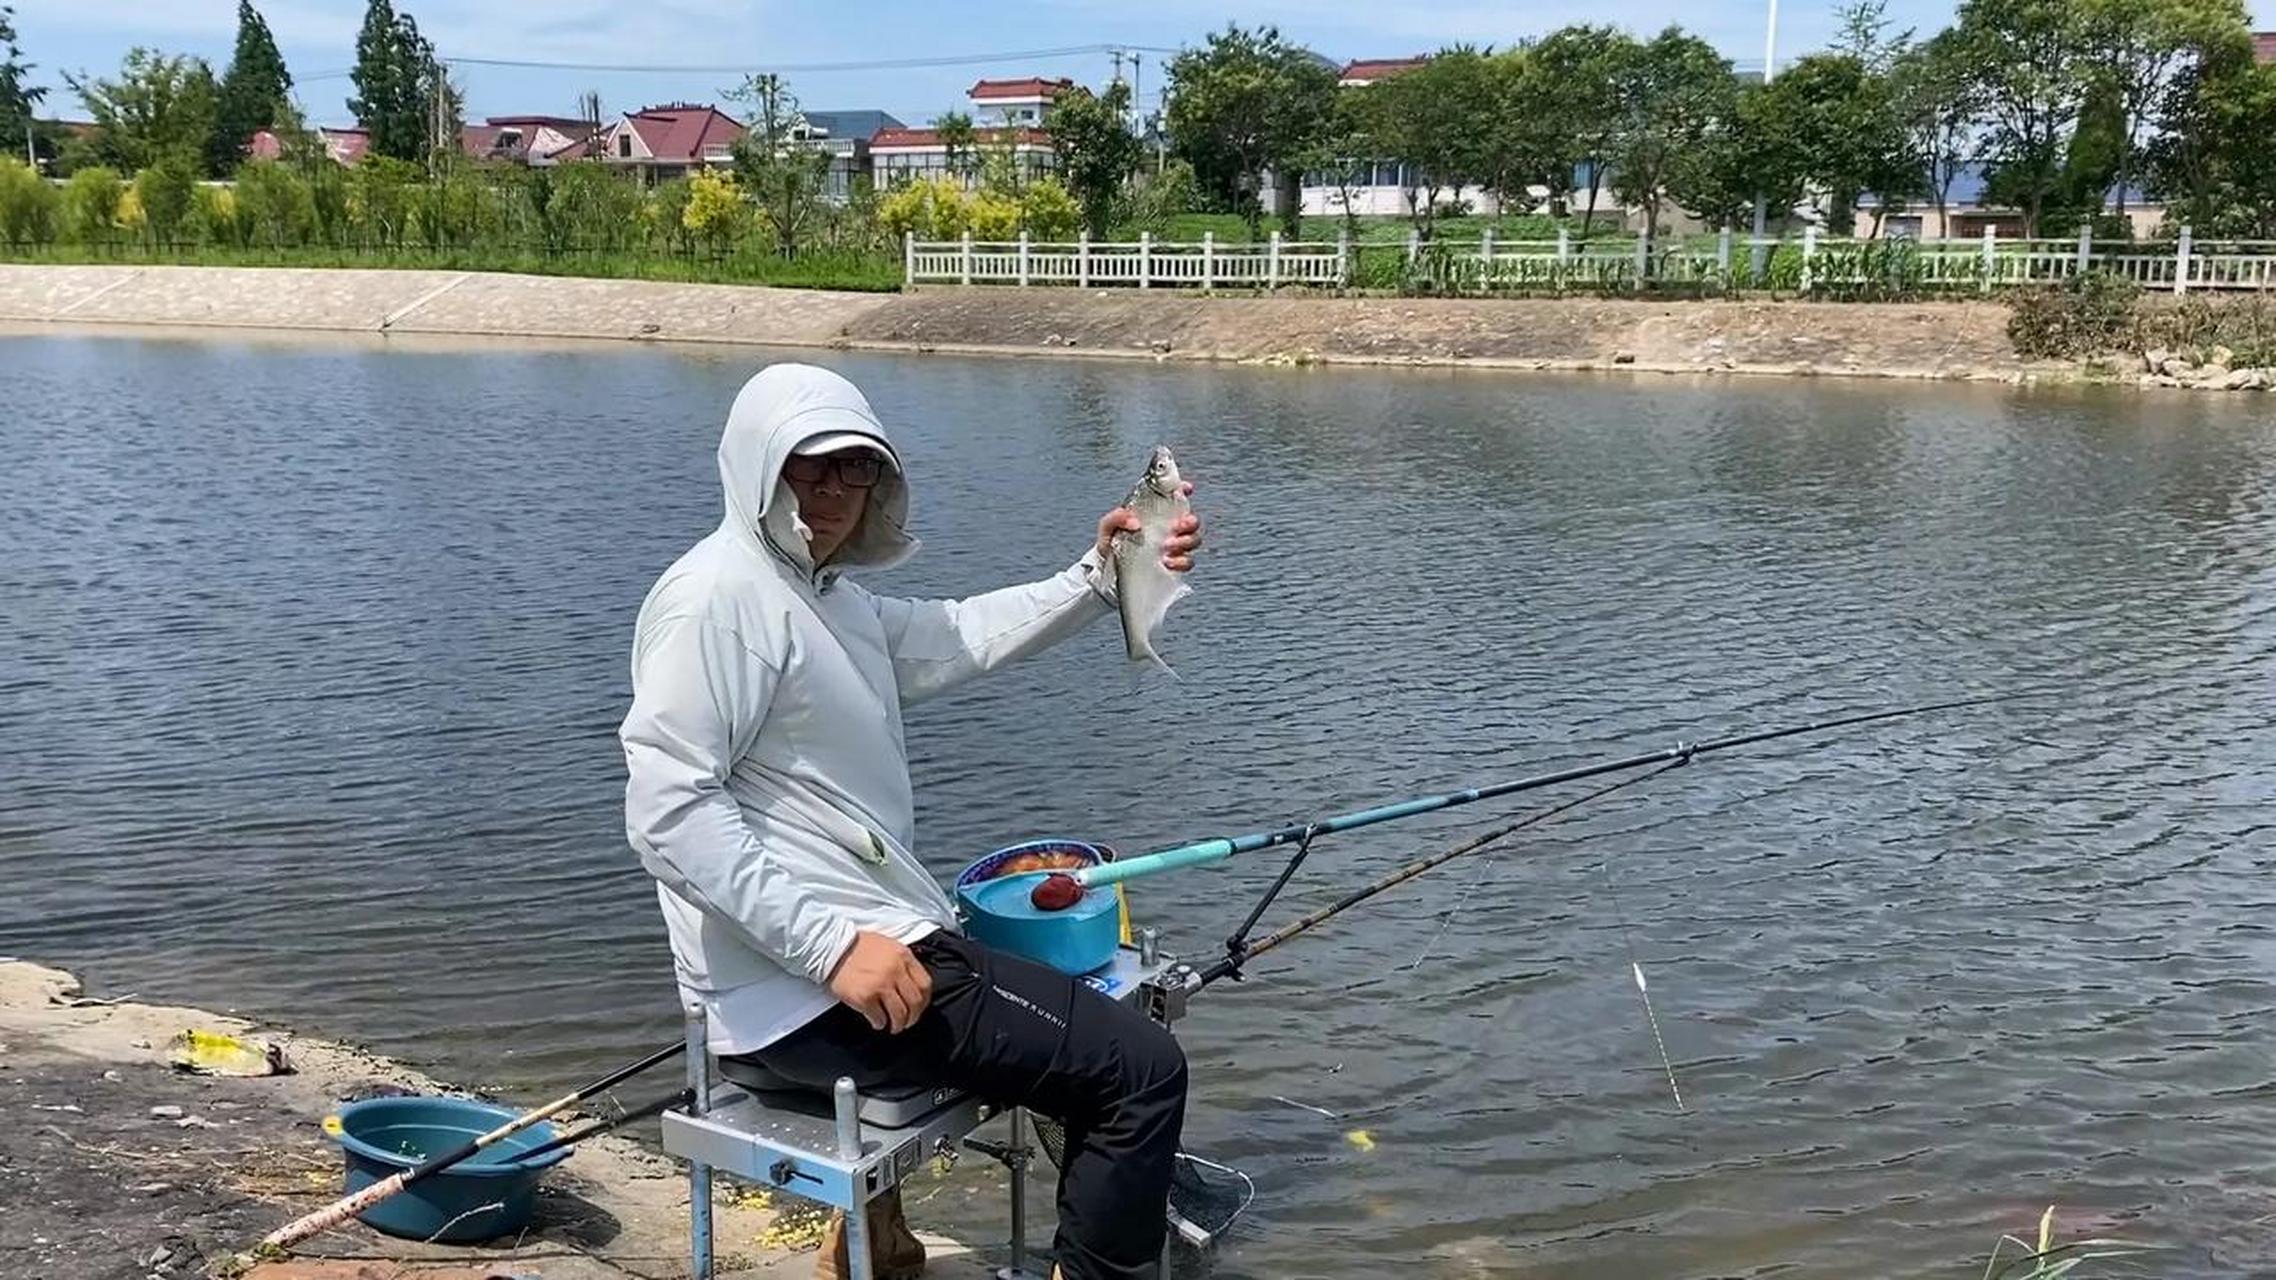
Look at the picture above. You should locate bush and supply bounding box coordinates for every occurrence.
[644,177,695,253]
[62,167,125,243]
[968,189,1022,240]
[233,161,314,248]
[1125,160,1198,231]
[1020,177,1080,239]
[682,169,746,251]
[307,164,348,247]
[133,159,196,244]
[2008,271,2142,358]
[0,159,61,245]
[194,185,247,248]
[2136,296,2276,368]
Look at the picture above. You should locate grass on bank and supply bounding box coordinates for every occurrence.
[0,240,908,292]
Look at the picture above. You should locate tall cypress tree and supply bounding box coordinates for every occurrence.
[348,0,432,161]
[212,0,293,174]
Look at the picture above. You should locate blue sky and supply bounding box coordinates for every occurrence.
[13,0,2275,129]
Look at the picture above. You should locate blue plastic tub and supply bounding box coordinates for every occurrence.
[332,1095,570,1243]
[957,839,1125,975]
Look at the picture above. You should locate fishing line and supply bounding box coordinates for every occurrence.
[1402,764,1682,973]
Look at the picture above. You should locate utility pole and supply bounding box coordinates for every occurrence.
[1131,54,1144,135]
[1747,0,1780,284]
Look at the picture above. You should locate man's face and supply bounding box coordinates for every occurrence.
[782,448,884,564]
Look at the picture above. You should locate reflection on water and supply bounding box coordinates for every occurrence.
[4,333,2274,1277]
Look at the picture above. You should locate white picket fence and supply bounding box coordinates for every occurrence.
[905,227,2276,294]
[906,231,1344,289]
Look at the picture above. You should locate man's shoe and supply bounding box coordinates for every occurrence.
[813,1188,926,1280]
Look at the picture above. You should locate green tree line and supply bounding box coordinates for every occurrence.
[1142,0,2273,241]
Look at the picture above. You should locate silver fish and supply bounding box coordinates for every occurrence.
[1108,445,1191,674]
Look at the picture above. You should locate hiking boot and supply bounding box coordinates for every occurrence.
[813,1187,926,1280]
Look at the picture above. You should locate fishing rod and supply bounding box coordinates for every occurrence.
[516,1087,696,1163]
[1195,761,1688,986]
[261,1040,686,1249]
[1031,691,2036,911]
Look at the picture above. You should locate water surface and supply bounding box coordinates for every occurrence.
[4,332,2273,1277]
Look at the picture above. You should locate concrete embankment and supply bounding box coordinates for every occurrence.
[0,262,2084,384]
[0,958,999,1279]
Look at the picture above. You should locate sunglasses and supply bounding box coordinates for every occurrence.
[783,452,887,490]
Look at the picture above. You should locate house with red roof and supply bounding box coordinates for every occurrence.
[600,103,745,182]
[462,115,603,166]
[1337,57,1428,87]
[869,78,1068,189]
[246,125,370,166]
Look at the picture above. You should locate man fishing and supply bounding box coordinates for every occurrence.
[619,363,1203,1280]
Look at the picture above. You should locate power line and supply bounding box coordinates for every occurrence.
[435,43,1181,76]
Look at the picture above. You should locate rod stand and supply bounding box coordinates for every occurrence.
[684,1002,714,1280]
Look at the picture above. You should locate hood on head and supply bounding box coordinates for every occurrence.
[717,363,918,576]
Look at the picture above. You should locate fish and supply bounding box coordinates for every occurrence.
[1107,445,1192,675]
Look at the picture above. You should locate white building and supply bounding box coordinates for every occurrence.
[870,77,1066,188]
[968,77,1071,128]
[1288,58,1516,219]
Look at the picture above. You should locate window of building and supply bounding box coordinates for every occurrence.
[617,133,632,158]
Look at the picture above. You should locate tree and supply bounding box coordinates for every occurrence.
[1163,24,1338,235]
[1888,31,1983,232]
[67,49,219,175]
[1753,53,1918,234]
[1292,85,1384,242]
[1669,82,1801,231]
[211,0,293,175]
[1483,45,1581,221]
[2144,39,2276,236]
[1832,0,1915,70]
[1608,28,1736,250]
[1045,80,1141,237]
[934,111,976,183]
[0,6,46,165]
[2077,0,2248,224]
[1371,47,1504,236]
[350,0,447,162]
[727,73,831,258]
[1953,0,2095,237]
[1527,25,1640,237]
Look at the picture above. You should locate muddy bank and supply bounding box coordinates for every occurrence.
[0,959,999,1280]
[0,263,2101,385]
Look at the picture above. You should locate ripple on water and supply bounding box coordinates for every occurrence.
[3,338,2274,1278]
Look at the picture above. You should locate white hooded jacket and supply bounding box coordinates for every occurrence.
[620,364,1117,1054]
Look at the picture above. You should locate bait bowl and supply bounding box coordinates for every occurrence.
[956,839,1125,975]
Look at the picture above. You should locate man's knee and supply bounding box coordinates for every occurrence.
[1123,1020,1187,1100]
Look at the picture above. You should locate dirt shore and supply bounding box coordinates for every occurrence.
[0,263,2094,385]
[0,959,1001,1280]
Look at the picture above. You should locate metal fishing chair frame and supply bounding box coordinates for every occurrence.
[663,932,1193,1280]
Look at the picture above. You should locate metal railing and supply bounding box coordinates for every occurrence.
[906,226,2276,294]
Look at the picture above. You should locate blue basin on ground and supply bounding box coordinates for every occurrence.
[332,1095,569,1243]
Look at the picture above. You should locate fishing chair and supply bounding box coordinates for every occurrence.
[662,932,1238,1280]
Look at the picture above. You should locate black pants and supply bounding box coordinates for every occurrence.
[735,931,1188,1280]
